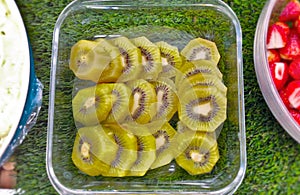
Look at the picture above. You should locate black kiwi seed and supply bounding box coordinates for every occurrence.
[132,87,147,120]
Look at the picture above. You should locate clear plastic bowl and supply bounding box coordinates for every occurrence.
[254,0,300,143]
[46,0,246,194]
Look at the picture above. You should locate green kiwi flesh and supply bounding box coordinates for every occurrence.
[126,79,157,124]
[151,78,178,122]
[175,60,223,89]
[181,37,220,65]
[131,36,162,80]
[71,125,119,176]
[127,135,156,176]
[150,123,177,169]
[72,85,113,126]
[178,86,227,132]
[101,125,138,177]
[99,83,131,124]
[156,41,182,78]
[110,36,142,82]
[175,132,220,175]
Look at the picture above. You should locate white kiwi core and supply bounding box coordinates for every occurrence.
[190,150,204,163]
[132,92,141,114]
[81,142,91,160]
[84,97,96,109]
[193,102,212,116]
[155,135,166,150]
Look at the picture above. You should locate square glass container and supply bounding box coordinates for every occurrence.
[254,0,300,143]
[47,0,246,194]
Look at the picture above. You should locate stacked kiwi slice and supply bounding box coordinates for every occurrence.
[69,36,227,177]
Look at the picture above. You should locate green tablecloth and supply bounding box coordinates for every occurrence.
[14,0,300,194]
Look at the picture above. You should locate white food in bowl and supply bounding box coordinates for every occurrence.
[0,1,30,155]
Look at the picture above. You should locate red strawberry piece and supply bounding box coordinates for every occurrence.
[286,80,300,110]
[279,0,300,22]
[288,57,300,79]
[288,108,300,125]
[279,30,300,60]
[294,15,300,34]
[269,62,289,90]
[267,22,290,49]
[279,87,291,108]
[267,49,281,63]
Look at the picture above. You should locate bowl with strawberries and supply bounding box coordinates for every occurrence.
[254,0,300,143]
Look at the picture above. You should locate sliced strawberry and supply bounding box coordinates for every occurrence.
[288,57,300,79]
[294,15,300,34]
[279,87,291,108]
[286,80,300,110]
[269,62,289,90]
[267,22,290,49]
[267,49,281,63]
[279,0,300,22]
[279,30,300,60]
[288,108,300,125]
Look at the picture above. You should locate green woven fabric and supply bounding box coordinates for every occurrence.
[13,0,300,194]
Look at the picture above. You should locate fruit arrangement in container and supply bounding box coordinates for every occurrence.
[69,35,227,177]
[266,0,300,125]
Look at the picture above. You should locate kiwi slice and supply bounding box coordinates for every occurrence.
[101,124,138,177]
[156,41,182,78]
[94,39,124,83]
[72,85,113,126]
[178,74,227,97]
[98,83,131,124]
[181,37,220,65]
[151,78,178,122]
[110,36,142,82]
[131,36,162,80]
[175,60,223,90]
[69,39,123,83]
[71,125,119,176]
[178,86,227,132]
[175,132,219,175]
[150,123,177,169]
[126,79,157,124]
[127,134,156,176]
[69,40,111,82]
[118,119,166,136]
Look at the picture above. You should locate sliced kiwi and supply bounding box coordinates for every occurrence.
[175,60,223,90]
[175,131,219,175]
[150,78,178,122]
[110,36,142,82]
[101,124,138,177]
[69,39,123,83]
[118,119,166,136]
[127,134,156,176]
[178,86,227,132]
[150,123,177,169]
[72,85,113,126]
[181,37,220,65]
[156,41,182,78]
[131,36,162,80]
[71,125,119,176]
[126,79,157,124]
[178,74,227,97]
[98,83,131,124]
[94,39,124,83]
[69,40,111,82]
